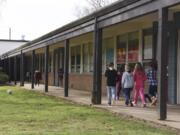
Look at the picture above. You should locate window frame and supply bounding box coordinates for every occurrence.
[70,45,82,73]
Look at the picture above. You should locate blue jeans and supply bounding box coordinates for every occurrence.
[107,86,116,104]
[123,88,132,105]
[149,85,157,97]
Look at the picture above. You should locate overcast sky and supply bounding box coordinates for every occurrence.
[0,0,88,41]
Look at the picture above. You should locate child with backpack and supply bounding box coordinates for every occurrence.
[121,64,134,106]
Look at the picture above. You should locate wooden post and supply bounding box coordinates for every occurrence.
[153,21,158,59]
[31,50,35,89]
[45,46,49,92]
[14,56,17,85]
[20,51,24,86]
[64,39,69,97]
[53,50,56,86]
[92,18,102,104]
[157,8,168,120]
[8,58,11,82]
[57,48,60,86]
[5,59,8,74]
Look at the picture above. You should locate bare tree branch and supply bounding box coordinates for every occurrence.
[74,0,118,18]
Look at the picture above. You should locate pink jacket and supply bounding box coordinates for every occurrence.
[133,71,147,87]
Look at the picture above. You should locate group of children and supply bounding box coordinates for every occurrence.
[105,61,158,107]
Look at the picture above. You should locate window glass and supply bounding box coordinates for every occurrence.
[35,54,39,70]
[76,46,81,73]
[70,45,81,73]
[48,52,52,72]
[71,47,76,72]
[102,41,106,73]
[143,28,153,60]
[105,38,114,64]
[102,38,114,72]
[144,35,153,59]
[117,35,127,65]
[128,32,139,63]
[89,43,93,72]
[83,44,89,72]
[40,54,44,72]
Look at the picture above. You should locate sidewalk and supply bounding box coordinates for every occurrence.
[22,83,180,131]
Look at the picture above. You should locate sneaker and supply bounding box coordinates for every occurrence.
[142,104,146,108]
[132,101,137,107]
[112,100,116,105]
[130,101,134,107]
[151,98,157,106]
[108,102,111,106]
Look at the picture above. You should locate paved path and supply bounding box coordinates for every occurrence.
[21,83,180,132]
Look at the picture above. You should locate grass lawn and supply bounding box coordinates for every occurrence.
[0,86,177,135]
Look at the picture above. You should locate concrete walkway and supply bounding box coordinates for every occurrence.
[21,83,180,132]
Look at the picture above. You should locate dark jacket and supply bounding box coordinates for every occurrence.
[105,69,117,86]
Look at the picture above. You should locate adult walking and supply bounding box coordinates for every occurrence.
[105,62,117,106]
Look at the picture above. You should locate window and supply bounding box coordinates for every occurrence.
[48,52,52,72]
[39,53,44,73]
[35,54,39,70]
[70,45,81,73]
[102,42,106,72]
[117,35,127,64]
[83,44,89,72]
[105,38,114,64]
[102,37,114,72]
[71,47,76,73]
[76,46,81,72]
[42,54,45,72]
[116,31,139,67]
[128,32,139,63]
[89,43,93,72]
[83,43,93,73]
[143,28,153,60]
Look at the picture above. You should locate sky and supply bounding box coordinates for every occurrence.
[0,0,88,41]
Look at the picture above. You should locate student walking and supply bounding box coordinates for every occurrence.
[105,62,117,106]
[121,64,134,106]
[133,63,147,107]
[116,67,123,100]
[147,60,158,106]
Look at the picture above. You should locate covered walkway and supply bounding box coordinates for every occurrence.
[19,83,180,131]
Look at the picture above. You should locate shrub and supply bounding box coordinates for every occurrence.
[0,72,9,84]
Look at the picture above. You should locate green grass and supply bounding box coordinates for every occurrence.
[0,86,177,135]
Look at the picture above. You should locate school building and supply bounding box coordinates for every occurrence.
[1,0,180,120]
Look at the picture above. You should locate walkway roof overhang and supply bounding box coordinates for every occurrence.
[1,0,180,59]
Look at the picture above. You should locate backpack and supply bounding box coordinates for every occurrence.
[124,73,134,88]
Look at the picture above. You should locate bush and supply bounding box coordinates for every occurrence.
[0,72,9,84]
